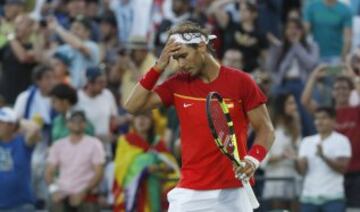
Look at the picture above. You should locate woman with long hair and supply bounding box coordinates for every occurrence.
[262,93,301,211]
[267,18,319,136]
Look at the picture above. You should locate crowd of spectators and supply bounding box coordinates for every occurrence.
[0,0,359,211]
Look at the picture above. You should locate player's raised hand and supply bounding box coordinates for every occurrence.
[154,39,182,72]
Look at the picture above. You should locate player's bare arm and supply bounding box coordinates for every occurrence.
[234,104,275,179]
[124,39,181,114]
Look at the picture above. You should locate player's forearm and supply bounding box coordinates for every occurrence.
[252,121,275,151]
[124,84,154,114]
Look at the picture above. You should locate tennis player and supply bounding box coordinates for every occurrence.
[125,21,275,211]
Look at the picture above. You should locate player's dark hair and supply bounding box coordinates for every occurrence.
[168,21,216,56]
[50,83,78,106]
[334,76,354,90]
[32,65,52,82]
[315,106,336,119]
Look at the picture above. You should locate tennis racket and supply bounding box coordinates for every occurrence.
[206,91,260,209]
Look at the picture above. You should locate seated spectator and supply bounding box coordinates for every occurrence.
[296,107,351,212]
[262,93,301,211]
[301,67,360,209]
[49,16,100,88]
[49,83,94,142]
[0,107,40,211]
[113,112,179,211]
[45,111,105,212]
[222,49,243,70]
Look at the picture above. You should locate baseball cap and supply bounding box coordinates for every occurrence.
[0,107,18,123]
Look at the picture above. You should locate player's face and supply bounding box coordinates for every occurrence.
[314,112,335,134]
[173,44,204,77]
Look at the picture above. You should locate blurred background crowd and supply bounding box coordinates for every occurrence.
[0,0,359,211]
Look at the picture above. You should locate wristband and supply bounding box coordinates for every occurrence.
[244,155,260,169]
[139,67,161,90]
[247,144,267,164]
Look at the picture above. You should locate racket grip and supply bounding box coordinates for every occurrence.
[243,180,260,209]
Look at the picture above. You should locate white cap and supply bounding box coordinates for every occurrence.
[0,107,18,123]
[169,33,217,44]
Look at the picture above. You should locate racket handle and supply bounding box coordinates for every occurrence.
[243,180,260,209]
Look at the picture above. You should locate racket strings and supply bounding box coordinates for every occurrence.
[209,100,234,154]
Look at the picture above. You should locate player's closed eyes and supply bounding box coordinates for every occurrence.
[173,53,187,60]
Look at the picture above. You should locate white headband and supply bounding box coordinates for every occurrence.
[169,33,217,44]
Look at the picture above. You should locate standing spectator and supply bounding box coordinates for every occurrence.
[296,107,351,212]
[120,36,157,105]
[98,14,119,64]
[49,16,100,88]
[113,112,179,211]
[45,111,105,212]
[51,52,71,85]
[13,65,56,208]
[0,14,37,104]
[213,1,268,72]
[0,0,25,48]
[301,67,360,209]
[262,93,301,211]
[304,0,352,63]
[49,83,94,142]
[0,107,40,211]
[76,67,117,155]
[267,18,319,135]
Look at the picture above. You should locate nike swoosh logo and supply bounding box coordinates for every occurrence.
[183,103,193,108]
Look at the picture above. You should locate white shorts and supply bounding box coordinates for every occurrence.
[167,187,253,212]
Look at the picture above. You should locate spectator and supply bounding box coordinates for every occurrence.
[301,66,360,209]
[155,0,193,52]
[98,14,119,64]
[304,0,352,63]
[12,64,56,208]
[120,36,157,105]
[113,112,179,211]
[13,65,55,126]
[222,48,243,70]
[346,51,360,106]
[49,83,94,142]
[51,52,71,85]
[0,0,25,48]
[49,16,100,88]
[296,107,351,212]
[262,93,301,211]
[0,107,40,211]
[267,18,319,135]
[0,14,37,104]
[76,67,117,155]
[213,1,268,72]
[45,110,105,212]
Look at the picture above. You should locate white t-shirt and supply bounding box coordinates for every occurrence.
[298,132,352,199]
[76,89,117,135]
[13,88,52,124]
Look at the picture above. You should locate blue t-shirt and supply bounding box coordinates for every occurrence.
[304,1,352,58]
[0,135,35,209]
